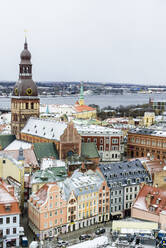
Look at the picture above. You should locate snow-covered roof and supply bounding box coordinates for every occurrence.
[5,140,32,151]
[75,124,122,136]
[62,169,104,200]
[68,236,108,248]
[21,117,67,141]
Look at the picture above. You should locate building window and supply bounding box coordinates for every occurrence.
[87,138,91,143]
[94,138,97,143]
[112,138,118,144]
[6,217,10,224]
[44,213,48,218]
[100,139,103,144]
[0,218,3,224]
[31,102,34,109]
[6,229,10,235]
[50,212,52,217]
[55,219,57,224]
[13,228,16,234]
[26,103,29,109]
[13,217,16,223]
[100,145,103,151]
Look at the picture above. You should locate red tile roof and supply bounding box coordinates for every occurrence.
[36,184,49,203]
[0,179,20,215]
[75,105,96,113]
[2,148,38,166]
[133,184,166,215]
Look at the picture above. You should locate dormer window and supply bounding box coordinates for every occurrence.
[5,204,11,211]
[136,178,140,184]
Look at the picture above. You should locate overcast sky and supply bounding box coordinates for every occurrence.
[1,0,166,84]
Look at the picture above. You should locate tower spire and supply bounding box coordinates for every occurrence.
[24,29,28,49]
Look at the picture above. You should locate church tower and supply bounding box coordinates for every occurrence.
[11,38,40,139]
[79,82,85,106]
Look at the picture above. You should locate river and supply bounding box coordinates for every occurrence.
[0,93,166,109]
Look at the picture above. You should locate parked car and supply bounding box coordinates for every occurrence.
[95,228,105,235]
[57,240,69,247]
[21,236,28,247]
[79,234,92,241]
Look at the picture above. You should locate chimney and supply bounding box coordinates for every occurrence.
[80,162,86,173]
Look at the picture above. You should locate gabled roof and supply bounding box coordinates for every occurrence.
[81,142,99,159]
[0,179,20,215]
[2,148,38,166]
[133,184,166,214]
[0,134,16,150]
[33,143,59,163]
[21,117,67,141]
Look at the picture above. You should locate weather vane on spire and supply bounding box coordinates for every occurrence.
[24,29,28,38]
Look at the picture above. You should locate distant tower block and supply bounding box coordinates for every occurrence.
[79,82,85,106]
[11,38,40,139]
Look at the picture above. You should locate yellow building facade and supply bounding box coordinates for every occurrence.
[0,154,24,206]
[143,112,155,127]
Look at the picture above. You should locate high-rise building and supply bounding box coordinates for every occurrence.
[11,38,40,139]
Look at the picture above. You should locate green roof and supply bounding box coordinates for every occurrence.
[31,166,67,184]
[0,135,16,150]
[33,143,59,162]
[81,142,100,159]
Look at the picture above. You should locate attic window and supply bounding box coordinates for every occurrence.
[35,130,37,134]
[43,132,46,135]
[5,204,11,211]
[28,129,30,132]
[43,127,45,130]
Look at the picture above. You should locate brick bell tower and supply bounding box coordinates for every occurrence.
[11,38,40,139]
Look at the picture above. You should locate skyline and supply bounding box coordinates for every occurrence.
[1,0,166,84]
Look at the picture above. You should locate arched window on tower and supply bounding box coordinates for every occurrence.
[26,103,29,109]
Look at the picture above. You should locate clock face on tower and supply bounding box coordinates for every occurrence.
[15,88,18,96]
[26,88,33,96]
